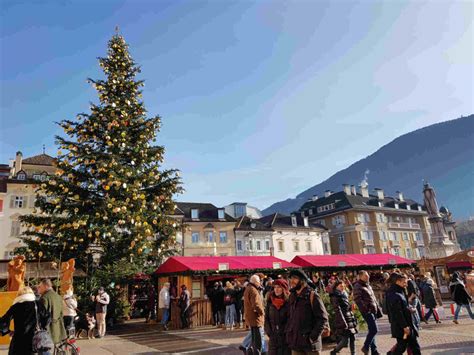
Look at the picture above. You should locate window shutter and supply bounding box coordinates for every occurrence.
[10,196,15,208]
[22,196,28,209]
[29,195,36,208]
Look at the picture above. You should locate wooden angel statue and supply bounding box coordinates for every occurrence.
[7,255,26,292]
[60,258,76,295]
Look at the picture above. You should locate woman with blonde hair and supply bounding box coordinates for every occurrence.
[0,286,50,354]
[224,281,236,330]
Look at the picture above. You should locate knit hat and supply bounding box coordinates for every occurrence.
[273,279,289,293]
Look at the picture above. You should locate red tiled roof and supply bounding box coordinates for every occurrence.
[155,256,299,275]
[291,253,414,269]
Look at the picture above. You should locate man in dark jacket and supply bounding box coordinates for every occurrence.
[407,273,423,325]
[385,273,421,355]
[208,282,222,326]
[449,272,474,324]
[353,271,381,355]
[286,269,328,355]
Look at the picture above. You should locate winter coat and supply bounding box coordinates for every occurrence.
[264,295,290,355]
[421,282,437,309]
[41,289,67,344]
[159,287,170,309]
[209,286,225,311]
[178,290,191,310]
[385,284,418,339]
[450,280,472,305]
[0,293,51,355]
[286,286,328,352]
[224,288,235,306]
[95,291,110,314]
[62,294,78,317]
[330,289,358,336]
[234,287,244,310]
[353,280,379,315]
[243,283,264,327]
[407,279,420,298]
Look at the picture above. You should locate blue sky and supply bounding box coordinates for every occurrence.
[1,0,472,210]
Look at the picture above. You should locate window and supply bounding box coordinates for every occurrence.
[248,240,253,251]
[265,240,270,251]
[380,231,388,241]
[256,240,262,251]
[414,248,420,259]
[361,231,374,240]
[293,241,300,252]
[303,217,309,227]
[323,243,330,254]
[218,209,225,219]
[306,241,312,252]
[219,231,227,243]
[338,234,345,243]
[207,232,214,243]
[191,209,199,219]
[17,172,26,180]
[291,216,297,227]
[191,232,200,243]
[309,209,313,215]
[234,204,246,218]
[40,174,48,181]
[333,215,345,226]
[406,205,411,211]
[365,246,376,254]
[278,240,284,252]
[406,248,412,258]
[394,203,399,209]
[418,247,426,257]
[415,232,422,241]
[33,174,41,181]
[376,213,386,223]
[382,247,389,253]
[13,196,24,208]
[393,247,400,256]
[191,280,201,299]
[357,213,370,223]
[237,240,243,251]
[403,232,409,241]
[390,232,397,241]
[316,219,326,227]
[11,220,21,237]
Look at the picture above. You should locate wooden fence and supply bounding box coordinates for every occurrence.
[163,299,212,329]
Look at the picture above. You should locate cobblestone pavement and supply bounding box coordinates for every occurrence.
[1,308,473,354]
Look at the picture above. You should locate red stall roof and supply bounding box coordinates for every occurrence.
[155,256,299,275]
[292,253,414,269]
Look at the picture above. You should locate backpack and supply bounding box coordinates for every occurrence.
[309,290,331,338]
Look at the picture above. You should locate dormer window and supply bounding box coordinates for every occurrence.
[218,209,225,220]
[418,206,422,211]
[191,209,199,219]
[33,174,41,181]
[291,215,297,227]
[406,205,411,210]
[16,171,26,180]
[394,203,399,209]
[303,217,309,227]
[40,173,48,181]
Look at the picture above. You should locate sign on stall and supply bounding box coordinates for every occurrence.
[273,262,282,269]
[218,263,229,271]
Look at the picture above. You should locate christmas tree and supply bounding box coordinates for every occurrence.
[20,32,182,274]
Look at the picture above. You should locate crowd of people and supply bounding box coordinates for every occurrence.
[0,279,110,354]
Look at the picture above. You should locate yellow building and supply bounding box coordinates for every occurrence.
[0,151,56,258]
[300,184,431,260]
[174,202,237,256]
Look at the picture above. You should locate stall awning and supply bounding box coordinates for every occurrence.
[155,256,299,276]
[446,261,472,270]
[291,253,415,269]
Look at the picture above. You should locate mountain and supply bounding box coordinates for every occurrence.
[262,114,474,219]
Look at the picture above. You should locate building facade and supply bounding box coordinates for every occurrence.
[0,152,56,259]
[175,202,237,256]
[224,202,262,219]
[235,213,330,261]
[299,184,431,259]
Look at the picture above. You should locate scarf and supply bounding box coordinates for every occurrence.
[13,293,35,305]
[271,294,286,310]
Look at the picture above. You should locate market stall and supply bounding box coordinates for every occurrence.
[154,256,299,329]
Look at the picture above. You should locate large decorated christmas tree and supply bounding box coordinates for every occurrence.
[20,32,182,276]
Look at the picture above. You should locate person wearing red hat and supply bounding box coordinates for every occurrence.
[265,278,291,355]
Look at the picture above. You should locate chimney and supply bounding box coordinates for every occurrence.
[312,195,318,201]
[374,188,384,200]
[396,191,404,202]
[360,184,369,198]
[343,184,351,195]
[324,190,332,198]
[351,185,356,195]
[14,151,22,175]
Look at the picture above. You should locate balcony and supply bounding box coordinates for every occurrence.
[391,239,400,246]
[388,222,420,230]
[362,239,374,246]
[416,239,425,246]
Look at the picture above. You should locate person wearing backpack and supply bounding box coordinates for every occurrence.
[286,269,328,355]
[450,271,474,324]
[224,281,236,330]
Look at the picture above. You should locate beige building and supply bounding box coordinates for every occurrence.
[174,202,237,256]
[299,184,434,260]
[0,152,56,259]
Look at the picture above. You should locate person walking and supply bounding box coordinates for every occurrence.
[385,273,421,355]
[450,272,474,324]
[353,270,382,355]
[62,289,77,336]
[178,285,191,329]
[264,278,290,355]
[241,274,266,354]
[286,269,328,355]
[421,277,440,324]
[159,282,171,330]
[93,286,110,337]
[406,273,422,328]
[329,280,358,355]
[38,279,67,346]
[224,281,236,330]
[0,286,51,355]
